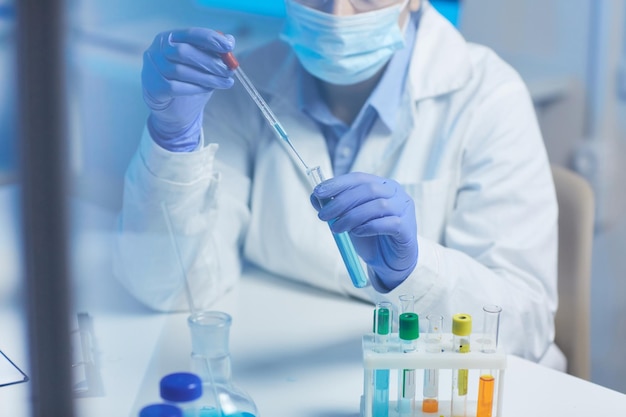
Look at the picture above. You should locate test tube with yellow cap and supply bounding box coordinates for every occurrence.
[451,313,472,417]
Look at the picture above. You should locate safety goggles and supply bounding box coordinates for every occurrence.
[292,0,405,13]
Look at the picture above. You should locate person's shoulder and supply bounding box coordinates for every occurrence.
[411,6,527,101]
[464,42,527,94]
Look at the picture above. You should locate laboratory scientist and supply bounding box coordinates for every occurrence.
[114,0,564,369]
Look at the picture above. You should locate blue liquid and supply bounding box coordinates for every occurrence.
[308,166,368,289]
[197,409,255,417]
[332,230,368,288]
[397,369,415,415]
[373,369,390,417]
[273,123,308,170]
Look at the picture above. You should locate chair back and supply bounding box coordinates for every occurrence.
[551,165,594,380]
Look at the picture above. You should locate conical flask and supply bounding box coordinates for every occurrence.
[188,311,258,417]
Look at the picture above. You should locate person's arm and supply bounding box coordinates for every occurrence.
[113,28,252,311]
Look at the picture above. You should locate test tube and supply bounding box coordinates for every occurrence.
[422,314,443,414]
[451,313,472,417]
[480,304,502,354]
[476,305,502,417]
[307,166,369,288]
[399,294,416,314]
[373,301,392,417]
[397,312,419,415]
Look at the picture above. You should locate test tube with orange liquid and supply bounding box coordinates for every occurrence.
[422,314,443,414]
[476,305,502,417]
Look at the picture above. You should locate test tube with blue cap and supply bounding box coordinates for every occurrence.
[221,50,368,289]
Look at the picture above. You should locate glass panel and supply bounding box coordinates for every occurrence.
[66,1,283,416]
[0,0,31,415]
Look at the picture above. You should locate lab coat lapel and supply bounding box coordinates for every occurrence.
[408,3,473,101]
[352,4,474,175]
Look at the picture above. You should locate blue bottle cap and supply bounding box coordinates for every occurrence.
[160,372,203,402]
[139,403,183,417]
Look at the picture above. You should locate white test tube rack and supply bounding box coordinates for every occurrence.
[361,333,507,417]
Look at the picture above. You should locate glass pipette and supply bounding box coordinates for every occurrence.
[221,52,308,170]
[220,51,369,289]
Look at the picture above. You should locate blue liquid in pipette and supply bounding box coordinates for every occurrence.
[272,122,308,170]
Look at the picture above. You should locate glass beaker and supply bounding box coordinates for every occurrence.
[188,311,258,417]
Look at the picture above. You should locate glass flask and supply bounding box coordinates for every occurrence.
[188,310,259,417]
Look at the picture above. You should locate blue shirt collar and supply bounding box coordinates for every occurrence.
[369,10,419,131]
[298,9,421,132]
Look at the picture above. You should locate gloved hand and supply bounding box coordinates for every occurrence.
[310,172,418,293]
[142,28,235,152]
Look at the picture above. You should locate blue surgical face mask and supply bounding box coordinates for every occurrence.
[280,0,409,85]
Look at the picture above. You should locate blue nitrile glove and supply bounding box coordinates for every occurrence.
[142,28,235,152]
[310,172,418,293]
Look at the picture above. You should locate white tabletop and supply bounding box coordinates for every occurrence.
[122,266,626,417]
[1,186,625,416]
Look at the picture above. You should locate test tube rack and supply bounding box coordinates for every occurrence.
[361,333,507,417]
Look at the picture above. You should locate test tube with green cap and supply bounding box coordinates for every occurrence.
[451,313,472,417]
[399,294,416,314]
[397,312,419,415]
[373,301,392,417]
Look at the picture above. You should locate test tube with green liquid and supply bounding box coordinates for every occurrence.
[373,302,392,417]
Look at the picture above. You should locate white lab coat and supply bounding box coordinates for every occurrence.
[114,5,563,368]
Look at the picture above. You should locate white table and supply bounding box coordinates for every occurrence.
[1,186,625,416]
[122,266,626,417]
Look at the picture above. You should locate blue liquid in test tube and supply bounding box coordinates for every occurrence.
[307,166,369,288]
[373,302,392,417]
